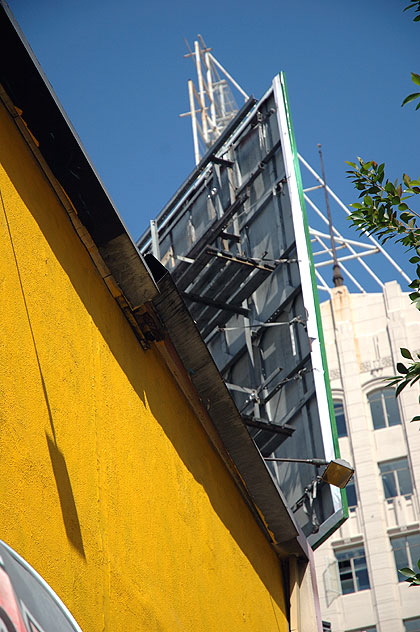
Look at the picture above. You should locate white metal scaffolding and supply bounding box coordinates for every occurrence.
[181,35,248,164]
[181,37,411,295]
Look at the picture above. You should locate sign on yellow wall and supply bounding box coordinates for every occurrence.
[0,541,82,632]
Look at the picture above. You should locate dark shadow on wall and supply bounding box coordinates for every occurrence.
[1,130,286,613]
[46,434,86,559]
[0,182,86,560]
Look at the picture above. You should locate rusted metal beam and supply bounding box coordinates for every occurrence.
[205,247,276,272]
[242,417,295,436]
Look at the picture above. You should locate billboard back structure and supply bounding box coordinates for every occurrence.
[138,73,345,547]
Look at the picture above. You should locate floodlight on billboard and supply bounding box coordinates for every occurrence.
[138,72,346,547]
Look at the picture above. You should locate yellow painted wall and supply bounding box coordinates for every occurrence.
[0,101,288,631]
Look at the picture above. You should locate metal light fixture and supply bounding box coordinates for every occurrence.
[264,456,354,489]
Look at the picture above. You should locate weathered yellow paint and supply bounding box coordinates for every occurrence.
[0,100,288,630]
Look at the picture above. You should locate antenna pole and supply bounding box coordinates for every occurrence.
[318,144,344,288]
[188,80,200,165]
[182,37,246,163]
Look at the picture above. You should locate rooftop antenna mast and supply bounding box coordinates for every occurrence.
[317,144,343,288]
[181,35,248,164]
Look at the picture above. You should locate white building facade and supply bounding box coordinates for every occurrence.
[315,281,420,632]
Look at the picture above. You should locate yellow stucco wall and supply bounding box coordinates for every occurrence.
[0,101,288,631]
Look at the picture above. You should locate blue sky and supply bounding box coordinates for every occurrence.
[6,0,419,290]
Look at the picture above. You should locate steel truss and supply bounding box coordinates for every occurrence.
[179,37,410,295]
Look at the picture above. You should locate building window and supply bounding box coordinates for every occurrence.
[405,617,420,632]
[333,399,347,438]
[346,477,357,510]
[379,458,413,499]
[368,388,401,429]
[391,533,420,582]
[335,546,370,594]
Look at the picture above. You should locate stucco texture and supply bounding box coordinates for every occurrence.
[0,101,288,631]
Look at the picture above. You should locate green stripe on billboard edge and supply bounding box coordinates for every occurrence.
[278,72,349,530]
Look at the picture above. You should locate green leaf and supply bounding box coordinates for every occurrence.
[410,374,420,387]
[401,212,414,223]
[412,416,420,422]
[402,93,420,107]
[403,173,411,187]
[397,362,409,374]
[412,73,420,86]
[399,567,415,577]
[414,14,420,20]
[387,379,402,388]
[401,348,414,360]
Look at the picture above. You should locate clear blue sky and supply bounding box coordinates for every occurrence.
[6,0,419,289]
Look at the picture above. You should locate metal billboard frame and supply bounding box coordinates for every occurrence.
[138,73,346,548]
